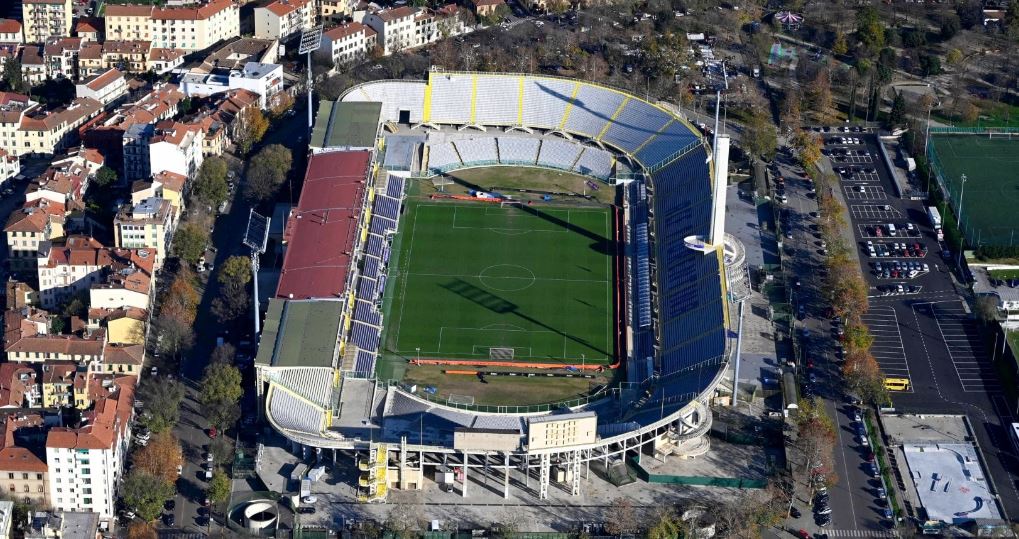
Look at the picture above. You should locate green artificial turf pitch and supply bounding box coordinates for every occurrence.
[930,134,1019,246]
[383,200,614,365]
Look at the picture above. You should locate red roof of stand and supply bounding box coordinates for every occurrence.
[275,151,371,300]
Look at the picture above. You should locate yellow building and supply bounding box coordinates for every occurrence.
[104,0,240,52]
[40,362,76,409]
[113,197,176,269]
[133,171,186,211]
[104,4,153,41]
[16,98,102,158]
[22,0,72,44]
[526,412,597,450]
[88,308,147,346]
[102,343,144,376]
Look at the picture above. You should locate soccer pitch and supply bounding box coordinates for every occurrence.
[383,200,614,366]
[930,134,1019,245]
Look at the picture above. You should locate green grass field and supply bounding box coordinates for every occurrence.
[930,135,1019,246]
[383,200,614,367]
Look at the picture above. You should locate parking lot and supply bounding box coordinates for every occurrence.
[827,131,1019,518]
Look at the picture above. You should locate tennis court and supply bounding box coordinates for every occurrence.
[929,134,1019,246]
[383,200,615,366]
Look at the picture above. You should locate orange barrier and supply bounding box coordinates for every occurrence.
[412,359,603,371]
[444,370,480,375]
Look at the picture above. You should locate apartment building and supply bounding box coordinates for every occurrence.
[254,0,314,41]
[73,18,102,42]
[104,5,153,41]
[0,20,23,43]
[43,37,82,81]
[180,62,283,109]
[18,46,46,86]
[75,68,127,107]
[4,199,65,272]
[22,0,73,44]
[16,98,102,158]
[149,121,204,180]
[0,364,41,409]
[35,236,109,309]
[3,309,106,363]
[148,48,187,75]
[100,40,151,73]
[131,170,185,211]
[0,93,34,158]
[412,4,463,48]
[88,251,154,311]
[45,376,135,519]
[89,309,146,346]
[0,149,19,183]
[322,22,375,67]
[113,197,176,268]
[363,6,416,55]
[0,413,49,506]
[107,0,240,52]
[319,0,352,23]
[25,148,104,209]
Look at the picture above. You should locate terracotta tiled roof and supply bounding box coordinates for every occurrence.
[102,40,151,56]
[103,343,144,365]
[0,364,36,408]
[19,45,43,66]
[19,98,101,132]
[74,17,103,34]
[152,170,186,191]
[264,0,309,17]
[4,199,65,234]
[0,413,47,473]
[40,361,76,385]
[78,41,102,60]
[45,376,135,450]
[376,5,416,21]
[153,0,234,20]
[0,19,22,34]
[44,37,82,57]
[324,22,366,40]
[149,47,185,62]
[84,68,124,92]
[104,4,153,17]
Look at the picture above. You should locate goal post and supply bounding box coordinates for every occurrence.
[500,200,523,209]
[489,347,516,361]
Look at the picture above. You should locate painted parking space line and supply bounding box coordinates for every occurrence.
[844,185,887,200]
[850,205,902,221]
[860,305,913,390]
[927,302,1001,393]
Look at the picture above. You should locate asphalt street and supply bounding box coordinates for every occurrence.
[831,132,1019,520]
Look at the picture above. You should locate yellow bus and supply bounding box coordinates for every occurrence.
[884,377,910,391]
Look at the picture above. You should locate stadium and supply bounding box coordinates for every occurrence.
[254,71,748,501]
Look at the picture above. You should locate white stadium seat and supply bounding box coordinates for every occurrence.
[429,73,474,124]
[562,84,627,138]
[521,77,576,130]
[537,138,583,170]
[474,75,521,125]
[343,81,426,124]
[573,147,614,180]
[453,138,499,166]
[497,137,540,165]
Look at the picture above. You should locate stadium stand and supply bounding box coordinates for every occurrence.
[268,387,325,434]
[562,84,627,138]
[386,176,405,198]
[429,73,474,124]
[374,195,401,220]
[496,137,540,165]
[426,142,462,174]
[602,99,672,154]
[537,138,583,170]
[354,350,377,375]
[350,321,381,352]
[474,75,521,125]
[354,300,382,327]
[572,147,614,180]
[346,81,426,124]
[453,138,499,167]
[272,367,335,408]
[521,78,576,130]
[635,124,701,169]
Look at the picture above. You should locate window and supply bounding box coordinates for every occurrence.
[6,474,11,480]
[36,474,42,480]
[21,473,27,480]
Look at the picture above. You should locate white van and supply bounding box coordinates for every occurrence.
[887,223,897,236]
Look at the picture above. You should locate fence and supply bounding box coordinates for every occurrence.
[628,457,768,488]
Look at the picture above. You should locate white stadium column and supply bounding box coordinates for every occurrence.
[709,134,731,247]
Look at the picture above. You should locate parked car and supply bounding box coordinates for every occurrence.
[297,507,316,514]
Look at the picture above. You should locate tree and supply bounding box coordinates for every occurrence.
[792,130,824,170]
[919,54,941,77]
[94,166,118,188]
[217,256,252,289]
[832,30,848,56]
[0,58,26,93]
[742,111,778,161]
[160,269,200,325]
[604,497,640,535]
[133,431,183,484]
[244,144,292,202]
[489,509,523,539]
[207,471,231,504]
[807,69,837,124]
[901,28,926,49]
[171,222,209,266]
[1007,0,1019,41]
[647,507,686,539]
[154,310,195,358]
[126,522,158,539]
[889,92,907,127]
[946,48,963,66]
[210,343,236,365]
[855,7,885,52]
[211,288,250,324]
[961,100,980,123]
[137,377,185,433]
[200,362,243,429]
[194,156,229,208]
[269,92,296,121]
[235,107,269,155]
[383,503,424,539]
[122,471,175,522]
[940,14,961,40]
[780,89,803,132]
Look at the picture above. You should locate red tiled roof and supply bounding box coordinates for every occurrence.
[153,0,233,20]
[376,5,416,21]
[104,4,153,16]
[276,151,371,299]
[264,0,309,17]
[46,376,135,450]
[84,68,124,91]
[0,413,47,473]
[152,170,186,191]
[4,199,65,234]
[74,17,103,34]
[324,22,366,40]
[0,19,22,34]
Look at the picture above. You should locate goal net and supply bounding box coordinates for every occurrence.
[500,200,523,209]
[489,347,516,361]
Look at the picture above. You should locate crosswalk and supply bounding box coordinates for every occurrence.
[822,529,899,537]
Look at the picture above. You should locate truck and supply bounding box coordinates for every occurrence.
[927,206,944,241]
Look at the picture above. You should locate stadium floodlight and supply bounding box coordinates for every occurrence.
[244,209,271,334]
[299,25,323,138]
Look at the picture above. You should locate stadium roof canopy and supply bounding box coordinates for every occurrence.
[310,100,381,149]
[255,298,343,368]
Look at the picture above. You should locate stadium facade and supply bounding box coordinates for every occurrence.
[254,71,743,501]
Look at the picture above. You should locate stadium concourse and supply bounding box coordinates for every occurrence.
[254,71,742,502]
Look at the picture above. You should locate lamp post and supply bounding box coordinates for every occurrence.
[956,174,967,270]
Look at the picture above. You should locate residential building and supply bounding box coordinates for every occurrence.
[89,310,146,346]
[322,22,374,67]
[0,20,23,43]
[131,171,185,211]
[40,362,76,408]
[22,0,73,44]
[3,306,106,362]
[0,93,34,154]
[101,343,144,375]
[0,413,48,505]
[88,251,154,311]
[319,0,352,23]
[149,121,204,180]
[15,98,102,158]
[0,363,41,408]
[74,69,127,108]
[45,376,135,518]
[73,18,102,42]
[254,0,314,41]
[471,0,504,16]
[25,511,100,539]
[113,197,175,268]
[196,37,278,73]
[363,6,417,55]
[0,149,19,184]
[193,115,227,157]
[99,40,151,73]
[207,88,260,141]
[103,5,153,41]
[43,37,82,81]
[76,42,103,78]
[180,62,283,109]
[107,0,240,52]
[19,46,46,86]
[121,123,154,183]
[25,148,103,209]
[34,236,108,309]
[0,500,10,538]
[148,47,186,74]
[4,199,65,272]
[411,4,464,48]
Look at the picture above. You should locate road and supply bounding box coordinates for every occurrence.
[164,103,311,535]
[770,145,889,536]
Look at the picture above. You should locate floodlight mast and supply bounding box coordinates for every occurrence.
[299,26,323,139]
[243,209,270,334]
